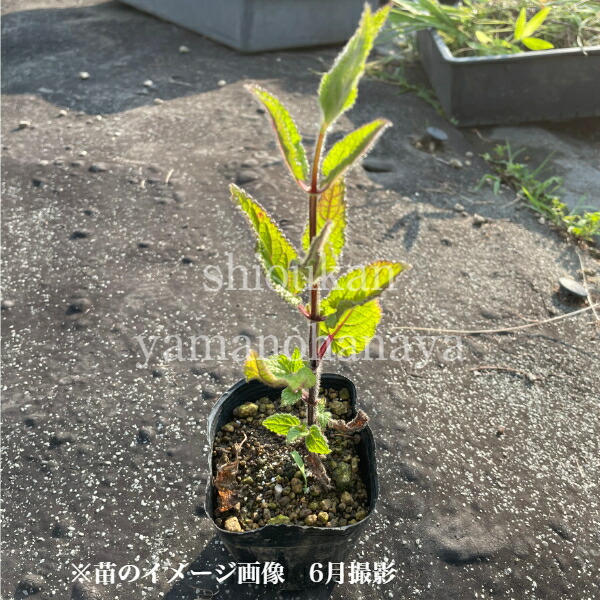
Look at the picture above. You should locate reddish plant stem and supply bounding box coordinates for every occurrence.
[306,126,327,426]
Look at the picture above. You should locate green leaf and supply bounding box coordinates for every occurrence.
[514,8,527,40]
[305,425,331,455]
[297,220,333,283]
[231,184,305,305]
[321,119,391,188]
[280,366,317,392]
[522,7,550,38]
[417,0,454,27]
[245,351,316,391]
[247,85,309,183]
[291,450,305,470]
[245,350,288,387]
[521,37,554,51]
[263,413,301,436]
[475,30,492,45]
[271,348,305,375]
[321,261,408,326]
[316,400,332,430]
[302,179,347,273]
[319,300,382,357]
[290,450,309,491]
[318,4,390,126]
[286,425,307,444]
[289,347,304,371]
[281,388,303,407]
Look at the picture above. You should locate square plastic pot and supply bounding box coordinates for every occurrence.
[120,0,378,53]
[204,373,379,590]
[417,28,600,126]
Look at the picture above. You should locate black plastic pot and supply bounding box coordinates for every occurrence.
[417,28,600,126]
[204,374,379,589]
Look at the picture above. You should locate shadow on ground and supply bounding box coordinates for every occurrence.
[1,1,323,114]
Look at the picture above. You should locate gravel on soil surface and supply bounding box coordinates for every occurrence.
[211,390,370,532]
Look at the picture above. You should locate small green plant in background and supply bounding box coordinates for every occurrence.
[479,143,600,243]
[475,5,554,52]
[477,142,561,194]
[368,0,587,115]
[561,211,600,242]
[390,0,600,57]
[232,5,409,487]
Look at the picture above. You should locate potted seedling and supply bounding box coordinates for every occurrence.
[120,0,377,53]
[390,0,600,125]
[205,4,409,587]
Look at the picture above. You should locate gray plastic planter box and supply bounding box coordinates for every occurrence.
[120,0,378,53]
[417,29,600,127]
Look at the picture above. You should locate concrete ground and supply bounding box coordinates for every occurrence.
[2,2,599,600]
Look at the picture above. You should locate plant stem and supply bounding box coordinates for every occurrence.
[306,125,327,426]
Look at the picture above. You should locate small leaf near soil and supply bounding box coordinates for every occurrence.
[286,425,308,444]
[306,425,331,455]
[262,413,302,436]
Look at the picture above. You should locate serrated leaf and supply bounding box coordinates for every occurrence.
[321,261,408,326]
[289,347,304,370]
[321,119,391,187]
[263,413,301,436]
[318,4,390,126]
[302,179,347,273]
[305,425,331,455]
[319,300,382,357]
[316,400,332,430]
[521,36,554,50]
[281,387,303,407]
[231,184,305,305]
[286,425,307,444]
[265,354,314,390]
[245,351,316,391]
[245,350,288,387]
[514,8,527,40]
[270,364,316,392]
[247,85,309,183]
[522,7,550,38]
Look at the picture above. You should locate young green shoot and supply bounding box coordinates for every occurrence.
[291,450,310,494]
